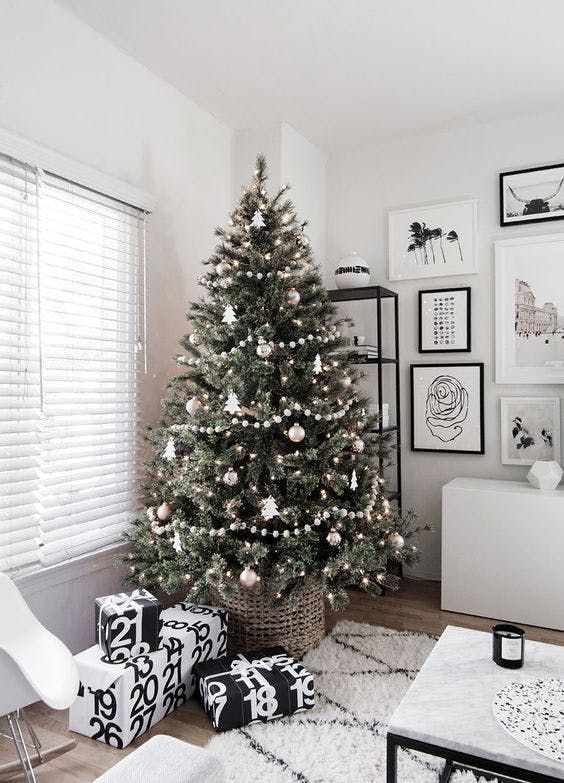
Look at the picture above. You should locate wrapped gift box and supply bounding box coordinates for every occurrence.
[95,589,163,662]
[194,646,315,732]
[70,602,227,747]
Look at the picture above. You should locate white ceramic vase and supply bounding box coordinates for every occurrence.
[334,252,371,289]
[526,460,563,490]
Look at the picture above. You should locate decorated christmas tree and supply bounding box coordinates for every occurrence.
[125,156,424,609]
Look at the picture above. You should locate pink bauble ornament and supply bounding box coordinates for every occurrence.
[157,502,173,521]
[352,438,365,453]
[256,342,273,359]
[239,567,258,588]
[287,288,301,305]
[185,396,201,415]
[288,423,305,443]
[388,532,404,549]
[216,260,231,276]
[326,529,342,547]
[223,468,239,486]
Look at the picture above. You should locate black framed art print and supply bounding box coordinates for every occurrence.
[418,287,471,353]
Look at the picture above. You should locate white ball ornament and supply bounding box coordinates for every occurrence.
[188,332,200,346]
[353,438,365,453]
[223,468,239,486]
[185,397,201,415]
[326,529,342,547]
[342,375,352,387]
[256,343,273,359]
[287,288,301,305]
[215,260,231,276]
[388,532,405,549]
[157,502,173,521]
[288,423,305,443]
[239,567,258,588]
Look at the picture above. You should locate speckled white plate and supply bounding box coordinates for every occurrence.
[493,679,564,764]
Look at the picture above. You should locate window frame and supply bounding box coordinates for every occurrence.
[0,128,154,589]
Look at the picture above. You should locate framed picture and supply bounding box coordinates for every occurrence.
[418,287,471,353]
[500,397,561,466]
[495,233,564,384]
[388,199,478,281]
[410,363,484,454]
[500,163,564,227]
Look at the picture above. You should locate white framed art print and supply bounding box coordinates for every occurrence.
[500,396,561,466]
[388,199,478,281]
[495,233,564,384]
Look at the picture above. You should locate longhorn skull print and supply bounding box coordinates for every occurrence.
[508,177,564,215]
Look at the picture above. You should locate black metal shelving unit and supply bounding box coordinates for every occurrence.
[328,285,402,515]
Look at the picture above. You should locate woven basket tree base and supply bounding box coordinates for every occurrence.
[213,580,326,659]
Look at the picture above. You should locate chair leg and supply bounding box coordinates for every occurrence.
[6,711,37,783]
[21,709,43,764]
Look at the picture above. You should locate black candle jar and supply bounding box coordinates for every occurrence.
[492,624,525,669]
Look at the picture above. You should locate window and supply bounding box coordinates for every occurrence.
[0,152,147,576]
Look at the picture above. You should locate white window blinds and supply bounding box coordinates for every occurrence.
[0,154,146,576]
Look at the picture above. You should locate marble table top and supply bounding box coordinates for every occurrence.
[387,625,564,779]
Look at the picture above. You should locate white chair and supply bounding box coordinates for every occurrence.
[0,572,79,782]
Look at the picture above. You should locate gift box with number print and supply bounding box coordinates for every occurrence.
[69,602,227,747]
[95,589,163,663]
[194,646,315,732]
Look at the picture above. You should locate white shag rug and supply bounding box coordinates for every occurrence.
[206,621,497,783]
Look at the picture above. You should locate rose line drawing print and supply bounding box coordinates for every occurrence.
[425,375,469,442]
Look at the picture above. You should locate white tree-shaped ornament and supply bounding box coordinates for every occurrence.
[251,209,266,228]
[162,436,176,462]
[261,495,279,520]
[313,353,322,375]
[172,530,183,553]
[222,304,237,325]
[350,469,358,491]
[224,391,242,414]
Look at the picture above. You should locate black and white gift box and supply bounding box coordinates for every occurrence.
[70,602,227,747]
[95,589,163,663]
[194,646,315,732]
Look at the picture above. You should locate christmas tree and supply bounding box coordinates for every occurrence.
[125,156,424,609]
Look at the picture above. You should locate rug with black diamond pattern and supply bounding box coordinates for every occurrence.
[206,620,495,783]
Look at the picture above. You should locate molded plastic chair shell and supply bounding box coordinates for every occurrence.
[0,573,79,715]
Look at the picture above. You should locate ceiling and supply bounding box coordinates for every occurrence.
[55,0,564,152]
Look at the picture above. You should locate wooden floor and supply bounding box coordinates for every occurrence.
[4,579,563,782]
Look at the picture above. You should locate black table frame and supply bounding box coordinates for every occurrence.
[386,732,564,783]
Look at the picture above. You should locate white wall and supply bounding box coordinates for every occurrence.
[1,0,232,651]
[326,112,564,580]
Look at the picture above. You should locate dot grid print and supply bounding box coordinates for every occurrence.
[432,295,456,347]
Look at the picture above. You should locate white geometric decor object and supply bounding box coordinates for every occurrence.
[334,251,371,289]
[526,459,563,490]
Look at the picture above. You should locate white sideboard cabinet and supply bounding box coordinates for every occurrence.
[441,477,564,631]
